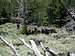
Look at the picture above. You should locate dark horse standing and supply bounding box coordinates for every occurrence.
[16,15,20,30]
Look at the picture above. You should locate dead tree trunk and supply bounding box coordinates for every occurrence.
[19,38,42,56]
[0,36,18,56]
[40,42,58,56]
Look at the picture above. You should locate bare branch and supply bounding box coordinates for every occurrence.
[19,38,42,56]
[19,38,32,50]
[30,40,42,56]
[40,42,45,51]
[45,47,58,56]
[40,42,49,56]
[0,36,18,56]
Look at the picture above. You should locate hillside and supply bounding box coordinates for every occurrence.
[0,23,75,56]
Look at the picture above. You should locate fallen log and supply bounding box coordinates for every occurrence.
[19,38,32,50]
[30,40,42,56]
[45,47,58,56]
[19,38,42,56]
[40,42,59,56]
[0,36,18,56]
[40,42,49,56]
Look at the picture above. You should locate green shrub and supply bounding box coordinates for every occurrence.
[20,26,27,34]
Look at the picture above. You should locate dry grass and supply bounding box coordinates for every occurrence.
[0,23,75,56]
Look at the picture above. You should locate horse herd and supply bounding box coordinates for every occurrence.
[26,25,57,35]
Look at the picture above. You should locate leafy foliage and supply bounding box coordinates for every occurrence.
[0,0,75,27]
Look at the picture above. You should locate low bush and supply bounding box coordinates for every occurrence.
[0,17,10,25]
[20,26,27,34]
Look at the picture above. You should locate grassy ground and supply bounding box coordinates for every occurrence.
[0,23,75,56]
